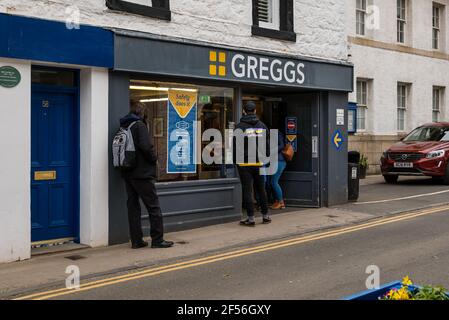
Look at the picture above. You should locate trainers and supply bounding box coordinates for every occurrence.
[262,217,272,224]
[239,219,256,227]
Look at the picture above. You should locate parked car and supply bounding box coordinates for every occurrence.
[381,123,449,184]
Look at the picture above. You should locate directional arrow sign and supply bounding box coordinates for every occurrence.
[333,130,344,150]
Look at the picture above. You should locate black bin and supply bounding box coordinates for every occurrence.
[348,151,360,201]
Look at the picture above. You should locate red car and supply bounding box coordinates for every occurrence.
[381,123,449,184]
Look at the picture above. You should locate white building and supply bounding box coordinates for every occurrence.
[347,0,449,174]
[0,0,352,264]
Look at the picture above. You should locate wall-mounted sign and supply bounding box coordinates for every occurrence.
[0,66,21,88]
[333,130,344,150]
[167,89,198,174]
[285,117,298,152]
[336,108,345,126]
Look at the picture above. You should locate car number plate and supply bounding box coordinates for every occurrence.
[394,162,413,168]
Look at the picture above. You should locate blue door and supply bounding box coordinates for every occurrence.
[31,85,78,242]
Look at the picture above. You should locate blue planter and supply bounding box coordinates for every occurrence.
[344,281,420,300]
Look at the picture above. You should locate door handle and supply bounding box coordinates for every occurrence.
[34,171,57,181]
[312,136,318,158]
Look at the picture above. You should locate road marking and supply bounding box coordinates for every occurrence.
[355,189,449,205]
[14,204,449,300]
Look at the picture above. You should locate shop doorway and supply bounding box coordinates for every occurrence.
[242,92,320,208]
[31,67,79,242]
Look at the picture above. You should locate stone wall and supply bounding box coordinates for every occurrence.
[348,134,401,175]
[0,0,348,62]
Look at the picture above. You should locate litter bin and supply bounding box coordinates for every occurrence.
[348,151,360,201]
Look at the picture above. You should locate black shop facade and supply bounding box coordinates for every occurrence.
[108,31,354,244]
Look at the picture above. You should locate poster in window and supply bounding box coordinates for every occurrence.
[167,89,198,174]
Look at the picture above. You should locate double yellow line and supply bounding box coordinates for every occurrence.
[15,204,449,300]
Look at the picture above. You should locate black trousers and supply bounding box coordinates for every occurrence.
[124,178,164,245]
[238,166,269,217]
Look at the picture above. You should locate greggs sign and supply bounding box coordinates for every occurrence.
[209,50,305,85]
[115,36,353,92]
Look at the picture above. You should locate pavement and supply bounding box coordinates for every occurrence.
[1,175,449,300]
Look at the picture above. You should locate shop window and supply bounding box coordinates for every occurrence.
[106,0,171,20]
[252,0,296,42]
[129,80,235,182]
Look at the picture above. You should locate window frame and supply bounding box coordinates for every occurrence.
[397,83,408,132]
[433,87,443,122]
[356,79,368,131]
[356,0,367,36]
[106,0,171,21]
[252,0,296,42]
[397,0,407,44]
[432,4,441,50]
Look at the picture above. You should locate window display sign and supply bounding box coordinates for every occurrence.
[167,89,198,174]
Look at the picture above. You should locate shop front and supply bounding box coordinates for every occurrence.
[108,32,353,244]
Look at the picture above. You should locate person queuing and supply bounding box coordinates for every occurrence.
[268,131,287,210]
[234,101,270,226]
[119,102,174,249]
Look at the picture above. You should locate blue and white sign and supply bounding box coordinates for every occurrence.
[167,90,197,174]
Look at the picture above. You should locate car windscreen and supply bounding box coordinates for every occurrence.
[403,127,449,142]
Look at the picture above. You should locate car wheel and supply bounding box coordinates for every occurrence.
[383,175,398,184]
[443,165,449,185]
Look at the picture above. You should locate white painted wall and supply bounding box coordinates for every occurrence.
[79,68,109,247]
[0,59,31,263]
[347,0,449,135]
[0,0,348,62]
[350,45,449,135]
[347,0,449,51]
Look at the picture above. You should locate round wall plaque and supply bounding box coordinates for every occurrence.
[0,66,21,88]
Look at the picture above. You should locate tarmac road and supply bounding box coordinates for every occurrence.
[42,204,449,300]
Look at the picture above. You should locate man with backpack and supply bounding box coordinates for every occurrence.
[114,101,174,249]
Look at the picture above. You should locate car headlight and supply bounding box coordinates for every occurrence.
[426,150,445,159]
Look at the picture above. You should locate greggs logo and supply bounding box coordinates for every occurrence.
[209,51,226,77]
[208,50,306,84]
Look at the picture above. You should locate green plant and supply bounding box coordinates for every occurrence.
[359,154,369,169]
[414,285,449,300]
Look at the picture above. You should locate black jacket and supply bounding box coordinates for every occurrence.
[233,114,270,166]
[120,113,158,179]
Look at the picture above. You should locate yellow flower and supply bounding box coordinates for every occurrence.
[386,287,411,300]
[402,276,413,286]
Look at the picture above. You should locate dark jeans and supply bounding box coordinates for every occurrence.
[124,178,164,245]
[238,166,269,217]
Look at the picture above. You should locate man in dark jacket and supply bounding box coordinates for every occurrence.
[234,101,270,226]
[120,102,174,249]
